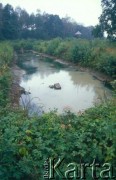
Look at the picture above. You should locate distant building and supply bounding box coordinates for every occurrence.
[74,31,82,37]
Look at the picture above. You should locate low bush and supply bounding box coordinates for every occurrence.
[0,100,115,179]
[34,38,116,77]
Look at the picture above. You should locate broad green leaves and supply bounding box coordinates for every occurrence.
[0,101,115,179]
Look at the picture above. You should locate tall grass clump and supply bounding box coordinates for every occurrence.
[0,42,13,107]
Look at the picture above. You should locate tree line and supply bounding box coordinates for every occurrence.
[0,3,94,40]
[0,1,115,40]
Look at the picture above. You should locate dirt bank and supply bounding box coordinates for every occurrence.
[30,50,113,85]
[10,53,25,107]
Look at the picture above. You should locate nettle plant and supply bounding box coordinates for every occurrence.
[0,100,115,179]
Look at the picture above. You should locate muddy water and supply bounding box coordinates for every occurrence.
[18,53,112,114]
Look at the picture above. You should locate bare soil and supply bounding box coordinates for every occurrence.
[10,62,25,107]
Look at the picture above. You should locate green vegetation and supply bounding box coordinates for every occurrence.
[0,0,115,178]
[0,40,115,179]
[13,38,116,77]
[37,38,116,77]
[0,101,116,179]
[1,1,116,41]
[0,42,13,107]
[92,0,116,40]
[0,3,93,40]
[99,0,116,41]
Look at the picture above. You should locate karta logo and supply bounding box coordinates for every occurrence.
[43,157,115,179]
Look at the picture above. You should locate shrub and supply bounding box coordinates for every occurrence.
[12,40,34,51]
[0,42,13,107]
[0,100,115,179]
[45,38,61,55]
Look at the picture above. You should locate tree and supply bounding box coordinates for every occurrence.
[0,3,3,39]
[92,24,104,38]
[44,14,63,39]
[100,0,116,40]
[0,3,93,40]
[35,10,45,39]
[18,9,30,38]
[2,4,19,39]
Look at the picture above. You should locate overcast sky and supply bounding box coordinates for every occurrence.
[2,0,102,26]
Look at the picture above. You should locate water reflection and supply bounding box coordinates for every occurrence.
[19,54,111,113]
